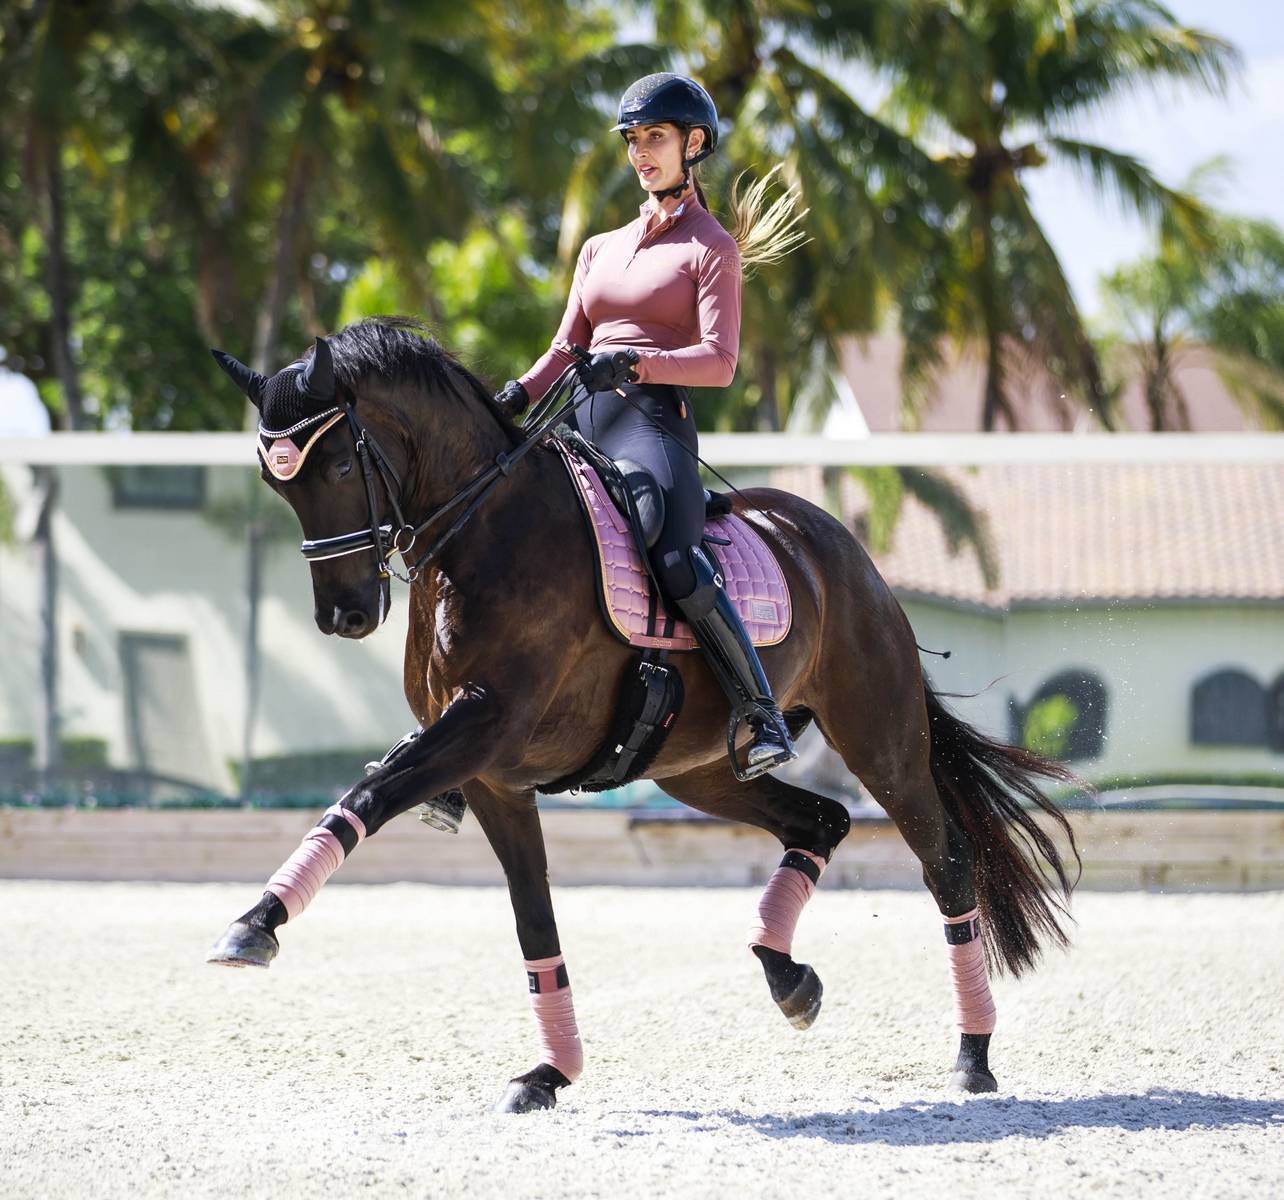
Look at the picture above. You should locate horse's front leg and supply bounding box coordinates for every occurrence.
[466,783,584,1114]
[206,684,511,968]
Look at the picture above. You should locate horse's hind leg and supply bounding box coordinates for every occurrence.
[813,685,998,1093]
[655,758,850,1030]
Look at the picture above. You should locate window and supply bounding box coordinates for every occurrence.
[106,465,206,510]
[1267,674,1284,754]
[1017,670,1109,762]
[1189,669,1267,747]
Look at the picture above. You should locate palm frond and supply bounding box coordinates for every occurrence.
[846,465,905,554]
[556,135,633,268]
[1049,136,1211,246]
[1209,349,1284,432]
[1027,1,1240,122]
[997,180,1114,427]
[845,462,1000,590]
[897,466,1000,589]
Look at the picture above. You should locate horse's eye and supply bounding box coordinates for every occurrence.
[329,458,354,482]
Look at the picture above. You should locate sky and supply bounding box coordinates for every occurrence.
[2,1,1280,433]
[1027,0,1284,316]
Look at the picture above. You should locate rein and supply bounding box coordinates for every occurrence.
[276,365,582,584]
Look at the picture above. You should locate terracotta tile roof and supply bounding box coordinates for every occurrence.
[773,463,1284,610]
[836,335,1261,432]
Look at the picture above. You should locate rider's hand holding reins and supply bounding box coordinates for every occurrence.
[571,346,640,395]
[495,379,530,418]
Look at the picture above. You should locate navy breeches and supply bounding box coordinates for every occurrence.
[570,379,705,602]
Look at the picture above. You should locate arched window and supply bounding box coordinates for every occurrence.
[1019,670,1109,762]
[1190,669,1267,747]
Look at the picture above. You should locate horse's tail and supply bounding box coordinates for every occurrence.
[923,680,1082,978]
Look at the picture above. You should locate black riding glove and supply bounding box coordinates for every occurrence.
[494,379,529,418]
[574,349,640,393]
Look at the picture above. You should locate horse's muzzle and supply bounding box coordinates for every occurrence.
[324,606,373,638]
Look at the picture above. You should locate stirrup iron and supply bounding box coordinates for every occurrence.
[365,730,467,834]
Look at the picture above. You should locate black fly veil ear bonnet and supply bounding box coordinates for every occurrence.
[211,337,343,481]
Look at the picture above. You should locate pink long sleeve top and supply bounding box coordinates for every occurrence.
[518,193,742,403]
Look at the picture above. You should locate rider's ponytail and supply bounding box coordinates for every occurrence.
[695,162,810,277]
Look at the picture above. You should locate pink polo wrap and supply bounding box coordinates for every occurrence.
[944,908,997,1035]
[524,953,584,1083]
[747,849,827,956]
[264,804,366,921]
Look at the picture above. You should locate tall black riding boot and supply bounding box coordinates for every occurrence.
[676,548,798,781]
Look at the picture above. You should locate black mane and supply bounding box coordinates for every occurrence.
[318,316,522,443]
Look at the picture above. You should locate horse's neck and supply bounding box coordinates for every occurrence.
[405,438,581,701]
[399,397,579,585]
[401,397,507,512]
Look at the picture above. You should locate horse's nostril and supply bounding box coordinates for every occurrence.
[339,609,369,636]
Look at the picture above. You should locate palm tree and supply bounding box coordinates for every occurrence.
[868,0,1239,429]
[197,0,511,376]
[3,0,228,780]
[1100,166,1284,430]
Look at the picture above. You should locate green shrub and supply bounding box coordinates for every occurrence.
[229,748,388,798]
[1023,695,1080,759]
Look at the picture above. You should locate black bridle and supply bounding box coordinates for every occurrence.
[292,364,582,584]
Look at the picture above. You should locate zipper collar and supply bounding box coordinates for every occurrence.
[636,191,701,244]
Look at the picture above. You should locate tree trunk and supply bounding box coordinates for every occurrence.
[708,0,762,118]
[1146,323,1170,431]
[32,467,61,782]
[40,137,86,431]
[29,126,84,790]
[976,192,1006,432]
[239,487,265,801]
[251,133,314,377]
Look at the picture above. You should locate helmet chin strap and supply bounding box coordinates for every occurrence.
[649,129,697,202]
[650,168,691,203]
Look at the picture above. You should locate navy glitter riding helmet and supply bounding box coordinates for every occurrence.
[611,73,718,199]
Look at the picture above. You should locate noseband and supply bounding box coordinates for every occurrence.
[257,366,580,584]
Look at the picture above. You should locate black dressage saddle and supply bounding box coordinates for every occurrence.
[558,428,731,553]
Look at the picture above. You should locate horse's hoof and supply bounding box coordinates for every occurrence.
[778,963,823,1030]
[206,921,278,969]
[950,1033,995,1092]
[494,1081,557,1114]
[754,946,824,1031]
[950,1069,999,1094]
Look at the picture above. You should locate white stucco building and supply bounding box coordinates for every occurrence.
[1,457,1281,798]
[806,461,1284,784]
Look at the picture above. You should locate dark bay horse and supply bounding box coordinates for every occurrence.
[208,318,1077,1113]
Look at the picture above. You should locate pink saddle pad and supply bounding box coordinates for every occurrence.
[556,440,792,652]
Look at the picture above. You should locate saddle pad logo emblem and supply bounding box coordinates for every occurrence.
[751,600,778,623]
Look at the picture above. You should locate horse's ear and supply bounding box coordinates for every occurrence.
[299,335,335,402]
[211,349,267,408]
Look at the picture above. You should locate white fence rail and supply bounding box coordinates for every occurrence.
[3,431,1284,466]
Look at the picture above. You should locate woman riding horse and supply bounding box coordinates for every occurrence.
[206,76,1078,1116]
[406,73,808,835]
[510,73,800,773]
